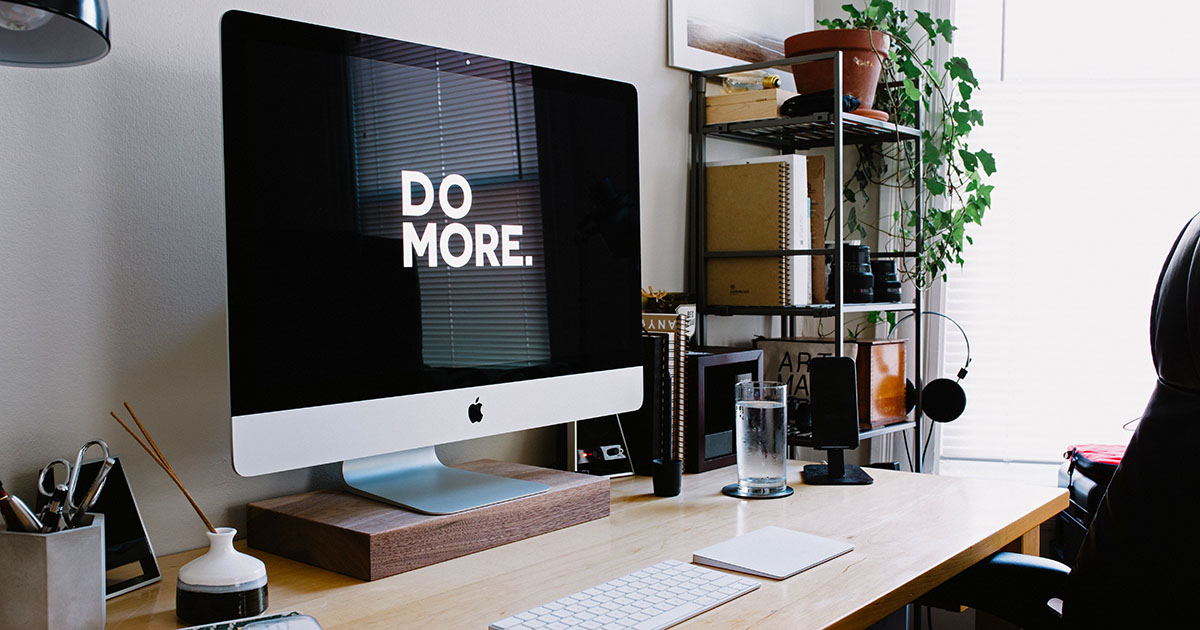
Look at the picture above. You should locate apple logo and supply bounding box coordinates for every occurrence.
[468,397,484,423]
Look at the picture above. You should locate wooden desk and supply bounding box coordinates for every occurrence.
[107,464,1066,630]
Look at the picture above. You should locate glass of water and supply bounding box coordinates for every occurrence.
[728,381,791,498]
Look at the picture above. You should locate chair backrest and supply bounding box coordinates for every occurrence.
[1066,213,1200,627]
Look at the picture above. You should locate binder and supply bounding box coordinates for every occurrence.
[623,333,669,475]
[705,155,811,306]
[641,312,691,463]
[806,155,827,304]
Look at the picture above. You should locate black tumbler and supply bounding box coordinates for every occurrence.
[652,458,683,497]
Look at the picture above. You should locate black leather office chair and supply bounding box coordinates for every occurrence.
[929,213,1200,628]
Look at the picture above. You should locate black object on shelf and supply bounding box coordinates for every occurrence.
[871,260,903,303]
[826,242,874,303]
[780,90,860,117]
[788,396,812,435]
[802,356,874,486]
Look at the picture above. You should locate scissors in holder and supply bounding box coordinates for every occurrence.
[36,439,112,528]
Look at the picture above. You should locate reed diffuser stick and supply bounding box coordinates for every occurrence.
[110,405,216,533]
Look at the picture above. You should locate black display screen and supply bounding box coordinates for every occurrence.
[221,12,641,417]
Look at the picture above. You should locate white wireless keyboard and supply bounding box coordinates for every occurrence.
[489,559,759,630]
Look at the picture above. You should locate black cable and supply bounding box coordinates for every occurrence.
[902,432,915,472]
[887,310,972,376]
[922,422,935,465]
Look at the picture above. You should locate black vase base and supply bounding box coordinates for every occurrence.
[176,583,269,625]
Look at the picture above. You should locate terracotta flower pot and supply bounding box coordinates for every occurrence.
[784,29,889,113]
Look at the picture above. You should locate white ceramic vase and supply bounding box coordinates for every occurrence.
[176,527,268,624]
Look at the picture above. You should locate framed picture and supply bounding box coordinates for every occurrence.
[668,0,814,90]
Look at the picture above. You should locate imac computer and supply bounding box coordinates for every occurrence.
[220,11,643,515]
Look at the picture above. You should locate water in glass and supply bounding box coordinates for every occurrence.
[735,399,787,494]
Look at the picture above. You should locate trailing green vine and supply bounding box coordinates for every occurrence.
[819,0,994,287]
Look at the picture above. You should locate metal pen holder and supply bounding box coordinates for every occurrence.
[0,514,105,630]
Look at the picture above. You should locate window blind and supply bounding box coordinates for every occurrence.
[939,80,1199,472]
[347,47,549,368]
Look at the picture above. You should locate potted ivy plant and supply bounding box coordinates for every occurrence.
[801,0,995,290]
[784,28,891,118]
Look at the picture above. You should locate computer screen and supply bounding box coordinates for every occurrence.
[221,11,642,512]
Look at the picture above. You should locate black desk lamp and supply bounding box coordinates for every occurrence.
[0,0,109,67]
[802,356,874,485]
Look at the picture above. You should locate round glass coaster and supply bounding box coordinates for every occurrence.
[721,483,794,499]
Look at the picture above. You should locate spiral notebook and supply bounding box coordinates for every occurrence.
[705,155,810,306]
[693,526,854,580]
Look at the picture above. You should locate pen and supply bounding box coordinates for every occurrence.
[0,480,45,533]
[70,456,114,527]
[38,483,69,533]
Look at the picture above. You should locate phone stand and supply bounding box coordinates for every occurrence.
[802,450,873,485]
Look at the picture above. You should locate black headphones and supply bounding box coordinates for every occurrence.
[888,311,971,423]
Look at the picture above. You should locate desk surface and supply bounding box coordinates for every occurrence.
[107,463,1066,630]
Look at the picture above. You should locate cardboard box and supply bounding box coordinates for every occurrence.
[705,88,797,124]
[754,337,907,430]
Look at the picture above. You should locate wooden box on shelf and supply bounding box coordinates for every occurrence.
[754,337,907,431]
[705,88,797,124]
[854,338,907,430]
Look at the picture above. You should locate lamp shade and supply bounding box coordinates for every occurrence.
[0,0,109,67]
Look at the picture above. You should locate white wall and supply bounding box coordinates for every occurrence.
[0,0,695,554]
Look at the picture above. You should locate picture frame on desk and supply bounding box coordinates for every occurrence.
[684,348,764,473]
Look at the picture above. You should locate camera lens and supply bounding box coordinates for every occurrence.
[871,260,902,302]
[826,242,874,303]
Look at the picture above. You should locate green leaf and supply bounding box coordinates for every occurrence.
[958,81,973,101]
[947,57,978,87]
[935,18,957,43]
[903,78,921,102]
[958,149,978,171]
[976,149,996,175]
[914,11,936,39]
[924,177,946,195]
[952,109,970,130]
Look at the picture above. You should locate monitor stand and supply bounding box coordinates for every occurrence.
[802,449,874,485]
[342,446,550,515]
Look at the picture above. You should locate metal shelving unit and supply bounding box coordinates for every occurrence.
[687,51,927,470]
